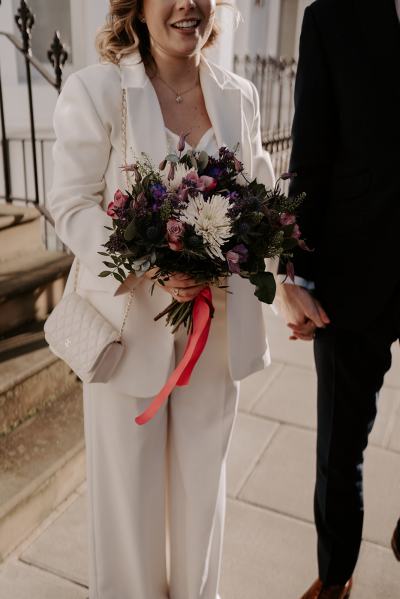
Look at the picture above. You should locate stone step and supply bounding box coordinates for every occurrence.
[0,323,46,363]
[0,384,85,562]
[0,250,72,336]
[0,346,77,436]
[0,208,72,335]
[0,204,40,232]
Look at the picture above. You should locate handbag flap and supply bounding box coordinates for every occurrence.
[44,292,120,375]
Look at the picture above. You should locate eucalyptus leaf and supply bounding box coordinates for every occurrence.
[113,272,125,284]
[124,220,137,242]
[197,151,209,171]
[165,153,179,163]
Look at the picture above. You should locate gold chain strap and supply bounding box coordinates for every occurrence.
[121,88,129,189]
[117,86,134,341]
[73,84,134,343]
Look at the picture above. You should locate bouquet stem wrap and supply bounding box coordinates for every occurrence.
[135,287,214,425]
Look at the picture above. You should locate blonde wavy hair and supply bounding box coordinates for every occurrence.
[96,0,234,66]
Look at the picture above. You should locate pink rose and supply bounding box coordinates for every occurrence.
[168,240,184,252]
[184,171,200,185]
[197,176,217,192]
[280,212,296,226]
[107,190,129,219]
[167,219,185,243]
[114,189,129,209]
[292,224,301,239]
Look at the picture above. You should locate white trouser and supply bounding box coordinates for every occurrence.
[83,289,239,599]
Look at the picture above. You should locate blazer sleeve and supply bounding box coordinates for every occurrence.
[249,81,275,189]
[48,72,128,295]
[279,6,337,281]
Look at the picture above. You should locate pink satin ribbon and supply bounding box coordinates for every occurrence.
[135,287,215,426]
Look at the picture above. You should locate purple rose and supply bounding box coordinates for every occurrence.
[167,219,185,243]
[226,244,248,274]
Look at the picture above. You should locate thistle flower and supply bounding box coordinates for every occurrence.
[177,132,190,153]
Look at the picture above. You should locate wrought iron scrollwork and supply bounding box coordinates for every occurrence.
[48,31,68,93]
[15,0,35,55]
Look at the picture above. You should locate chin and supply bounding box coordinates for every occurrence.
[169,41,203,58]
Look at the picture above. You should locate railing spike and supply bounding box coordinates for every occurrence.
[47,30,68,93]
[15,0,35,55]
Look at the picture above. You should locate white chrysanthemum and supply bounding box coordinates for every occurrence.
[160,163,197,191]
[180,193,233,260]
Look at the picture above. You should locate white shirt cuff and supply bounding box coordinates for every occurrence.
[277,274,316,291]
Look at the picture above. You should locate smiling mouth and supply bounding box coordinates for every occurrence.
[171,19,201,30]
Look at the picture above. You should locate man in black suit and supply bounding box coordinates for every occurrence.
[277,0,400,597]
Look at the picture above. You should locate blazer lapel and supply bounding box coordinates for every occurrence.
[199,57,244,160]
[120,55,169,169]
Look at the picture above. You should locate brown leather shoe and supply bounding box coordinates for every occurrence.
[300,578,353,599]
[392,519,400,561]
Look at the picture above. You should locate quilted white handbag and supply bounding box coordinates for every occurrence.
[44,287,131,383]
[44,86,133,383]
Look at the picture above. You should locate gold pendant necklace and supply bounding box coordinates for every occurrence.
[155,74,200,104]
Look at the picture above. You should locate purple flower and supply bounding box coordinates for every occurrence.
[150,183,167,200]
[205,165,223,179]
[226,244,249,274]
[229,191,240,203]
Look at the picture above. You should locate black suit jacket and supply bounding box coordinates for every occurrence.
[284,0,400,329]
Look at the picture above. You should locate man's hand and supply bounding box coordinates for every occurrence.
[276,283,330,341]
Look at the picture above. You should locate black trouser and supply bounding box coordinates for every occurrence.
[313,295,400,585]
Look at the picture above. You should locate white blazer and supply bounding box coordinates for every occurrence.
[49,53,275,398]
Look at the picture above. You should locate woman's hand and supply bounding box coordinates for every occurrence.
[145,269,206,303]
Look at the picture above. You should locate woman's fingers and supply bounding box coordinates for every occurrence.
[171,284,205,303]
[288,318,317,341]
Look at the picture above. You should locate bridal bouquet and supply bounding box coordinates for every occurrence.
[100,136,305,331]
[99,135,306,425]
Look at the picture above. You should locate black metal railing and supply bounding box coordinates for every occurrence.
[0,0,68,226]
[234,54,296,177]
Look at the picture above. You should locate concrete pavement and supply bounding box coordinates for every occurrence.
[1,309,400,598]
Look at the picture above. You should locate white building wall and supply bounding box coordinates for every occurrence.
[0,0,108,134]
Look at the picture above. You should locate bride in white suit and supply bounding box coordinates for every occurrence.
[49,1,274,597]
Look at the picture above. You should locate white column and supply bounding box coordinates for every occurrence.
[294,0,313,58]
[205,4,237,70]
[234,0,281,58]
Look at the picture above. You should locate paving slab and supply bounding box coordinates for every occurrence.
[252,364,317,429]
[385,342,400,389]
[238,362,284,413]
[363,444,400,548]
[239,425,316,521]
[220,499,317,599]
[265,310,315,369]
[227,413,279,497]
[370,386,400,449]
[20,494,88,587]
[354,541,400,599]
[0,560,87,598]
[387,398,400,454]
